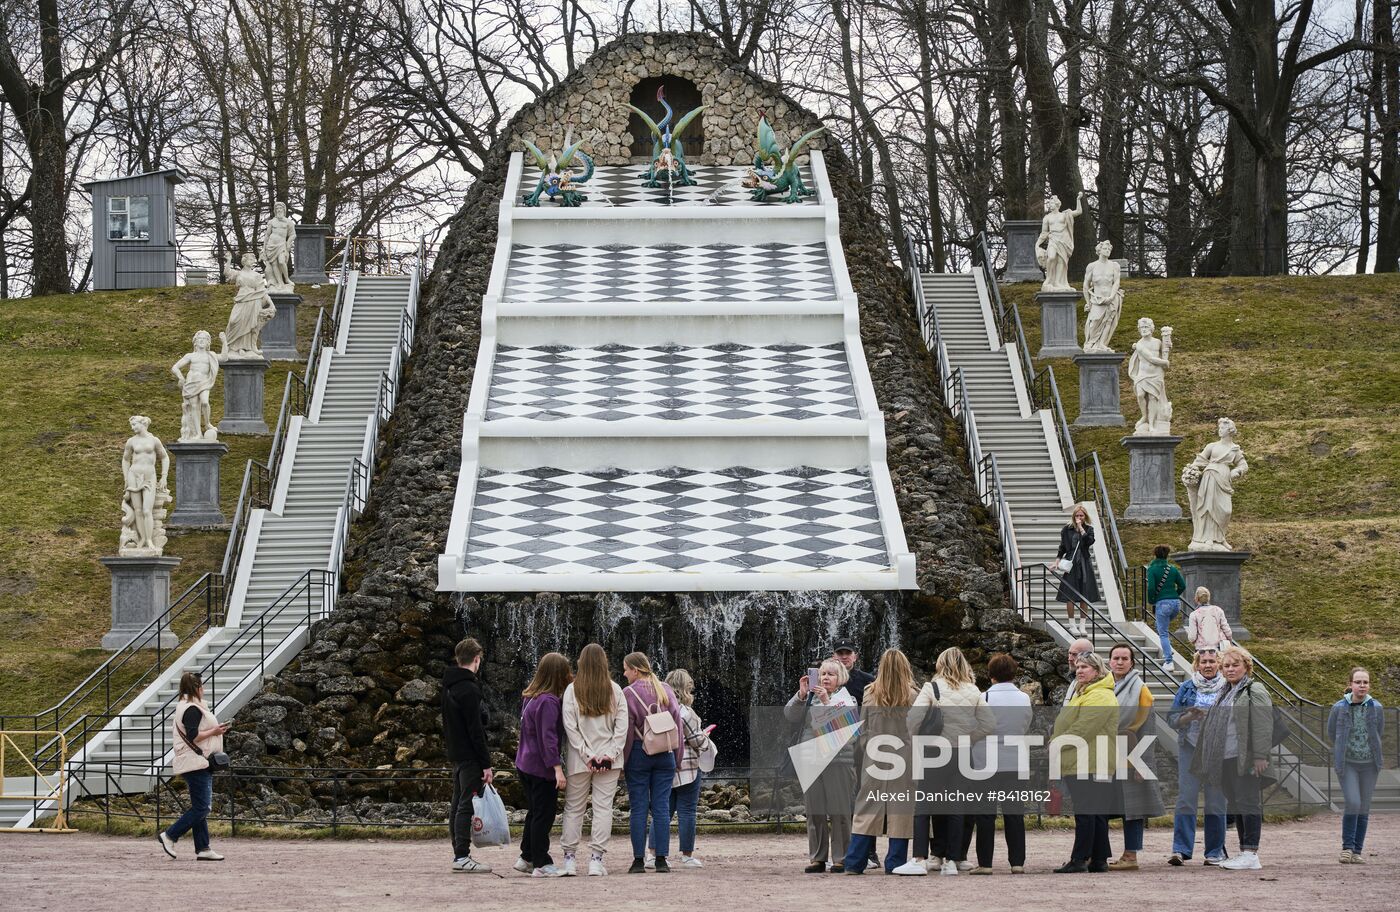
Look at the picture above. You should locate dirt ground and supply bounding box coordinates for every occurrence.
[3,814,1394,912]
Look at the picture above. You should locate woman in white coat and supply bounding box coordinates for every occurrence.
[898,647,996,876]
[559,643,629,876]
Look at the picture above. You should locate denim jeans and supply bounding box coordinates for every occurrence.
[164,769,213,853]
[843,833,909,873]
[1154,599,1182,663]
[1172,742,1226,859]
[650,772,701,855]
[1340,761,1380,852]
[626,743,675,859]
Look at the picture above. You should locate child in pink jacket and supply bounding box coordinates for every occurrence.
[1185,586,1233,651]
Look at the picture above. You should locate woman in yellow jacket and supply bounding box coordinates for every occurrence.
[1052,652,1119,873]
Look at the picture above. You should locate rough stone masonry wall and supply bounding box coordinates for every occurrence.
[508,31,821,164]
[226,32,1062,786]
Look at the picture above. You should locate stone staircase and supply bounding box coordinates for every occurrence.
[919,272,1176,690]
[4,273,415,828]
[914,262,1397,813]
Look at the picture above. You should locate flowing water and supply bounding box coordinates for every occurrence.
[455,589,901,758]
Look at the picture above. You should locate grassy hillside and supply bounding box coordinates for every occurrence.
[0,283,331,718]
[1004,275,1400,702]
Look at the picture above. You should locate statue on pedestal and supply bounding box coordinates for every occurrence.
[1082,240,1123,352]
[219,252,276,361]
[1035,192,1085,292]
[1128,317,1173,435]
[1182,418,1249,551]
[171,330,220,442]
[120,416,171,556]
[261,202,297,293]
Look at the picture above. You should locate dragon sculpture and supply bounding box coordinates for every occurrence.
[521,131,594,207]
[744,113,825,203]
[627,86,706,188]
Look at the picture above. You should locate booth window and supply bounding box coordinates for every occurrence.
[108,195,151,240]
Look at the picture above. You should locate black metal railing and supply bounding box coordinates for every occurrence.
[0,573,226,774]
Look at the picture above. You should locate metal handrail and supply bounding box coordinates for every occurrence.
[973,232,1036,385]
[0,573,224,765]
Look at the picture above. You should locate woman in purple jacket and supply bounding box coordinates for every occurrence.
[515,652,573,877]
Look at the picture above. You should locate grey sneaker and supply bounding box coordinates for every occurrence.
[453,856,492,873]
[531,864,563,877]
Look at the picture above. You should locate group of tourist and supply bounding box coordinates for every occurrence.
[443,638,714,876]
[152,638,1383,878]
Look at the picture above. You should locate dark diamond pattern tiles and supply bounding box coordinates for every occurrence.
[485,342,860,422]
[503,243,835,303]
[462,466,888,576]
[519,165,819,208]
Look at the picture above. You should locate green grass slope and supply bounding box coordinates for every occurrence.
[1005,275,1400,702]
[0,284,331,718]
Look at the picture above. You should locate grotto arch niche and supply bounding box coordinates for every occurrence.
[627,75,706,158]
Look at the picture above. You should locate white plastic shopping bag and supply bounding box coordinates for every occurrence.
[471,783,510,848]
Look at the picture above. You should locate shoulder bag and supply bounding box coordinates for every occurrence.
[178,721,230,771]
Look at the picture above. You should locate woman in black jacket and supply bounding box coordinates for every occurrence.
[1054,505,1099,636]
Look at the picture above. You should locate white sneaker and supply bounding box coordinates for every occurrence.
[561,853,577,876]
[532,864,563,877]
[157,832,176,859]
[453,856,493,873]
[589,855,607,876]
[195,849,224,861]
[892,860,928,876]
[924,856,943,873]
[956,860,974,872]
[514,857,534,874]
[644,853,656,870]
[940,860,959,876]
[1219,851,1261,871]
[681,855,703,868]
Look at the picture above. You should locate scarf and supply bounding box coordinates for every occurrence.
[1193,675,1249,786]
[1113,669,1145,731]
[1191,670,1227,695]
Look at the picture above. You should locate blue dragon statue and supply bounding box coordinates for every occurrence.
[521,130,594,207]
[627,86,706,188]
[744,113,825,203]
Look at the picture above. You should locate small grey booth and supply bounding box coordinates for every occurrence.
[85,169,186,291]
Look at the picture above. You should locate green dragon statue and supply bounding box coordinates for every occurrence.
[627,86,706,188]
[521,131,594,207]
[744,113,825,203]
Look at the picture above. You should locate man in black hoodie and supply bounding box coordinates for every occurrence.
[443,637,494,872]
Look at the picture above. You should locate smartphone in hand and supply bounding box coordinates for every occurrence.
[807,667,820,691]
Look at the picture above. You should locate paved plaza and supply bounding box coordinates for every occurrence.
[5,815,1393,912]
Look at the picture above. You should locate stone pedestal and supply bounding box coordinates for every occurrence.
[168,440,230,527]
[292,223,332,284]
[1120,435,1184,521]
[1004,220,1044,283]
[1036,291,1082,359]
[100,556,181,650]
[1073,352,1125,426]
[263,292,301,361]
[1172,550,1252,640]
[219,358,270,435]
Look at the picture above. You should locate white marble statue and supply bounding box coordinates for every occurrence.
[1035,192,1085,292]
[219,252,277,361]
[1182,418,1249,551]
[1128,317,1173,435]
[120,416,171,557]
[171,330,220,442]
[1082,240,1124,352]
[261,202,297,293]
